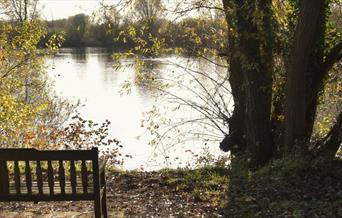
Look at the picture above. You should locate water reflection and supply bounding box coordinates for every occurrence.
[71,47,87,62]
[47,47,228,170]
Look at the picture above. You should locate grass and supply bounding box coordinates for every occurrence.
[159,166,229,206]
[224,157,342,217]
[1,157,341,217]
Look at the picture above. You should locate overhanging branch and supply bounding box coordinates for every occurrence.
[318,111,342,158]
[323,41,342,74]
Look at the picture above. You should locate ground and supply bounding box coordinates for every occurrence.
[1,159,341,217]
[222,158,342,217]
[0,168,228,217]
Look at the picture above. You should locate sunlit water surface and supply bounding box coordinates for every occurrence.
[47,47,230,170]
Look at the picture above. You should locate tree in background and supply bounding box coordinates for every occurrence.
[92,2,121,46]
[66,13,90,47]
[133,0,163,21]
[0,0,39,21]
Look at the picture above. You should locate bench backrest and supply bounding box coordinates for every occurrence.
[0,147,99,196]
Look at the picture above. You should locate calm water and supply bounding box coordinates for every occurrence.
[47,47,230,170]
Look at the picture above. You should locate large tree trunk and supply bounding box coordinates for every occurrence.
[220,0,246,155]
[220,56,246,154]
[235,0,274,166]
[221,1,274,167]
[284,0,325,151]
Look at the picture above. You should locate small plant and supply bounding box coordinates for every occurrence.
[184,146,230,169]
[24,113,124,166]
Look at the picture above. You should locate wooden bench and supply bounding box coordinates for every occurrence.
[0,147,107,218]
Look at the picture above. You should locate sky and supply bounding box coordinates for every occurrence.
[39,0,197,21]
[39,0,117,20]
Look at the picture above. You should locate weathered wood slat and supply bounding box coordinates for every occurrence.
[0,161,9,194]
[81,160,88,194]
[36,161,43,195]
[14,161,21,194]
[8,181,94,195]
[0,193,95,202]
[25,160,32,195]
[70,160,77,194]
[59,160,65,194]
[0,149,96,161]
[93,157,102,217]
[47,161,54,195]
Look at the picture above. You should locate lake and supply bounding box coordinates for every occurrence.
[47,47,231,170]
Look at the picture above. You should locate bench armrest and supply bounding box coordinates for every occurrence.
[99,159,107,175]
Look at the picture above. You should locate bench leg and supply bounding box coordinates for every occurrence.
[94,196,102,218]
[102,186,107,218]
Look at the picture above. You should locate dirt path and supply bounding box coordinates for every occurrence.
[0,170,224,217]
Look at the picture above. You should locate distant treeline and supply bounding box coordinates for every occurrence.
[42,13,227,53]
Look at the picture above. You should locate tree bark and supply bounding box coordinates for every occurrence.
[235,0,274,166]
[220,56,246,154]
[284,0,325,151]
[220,0,246,155]
[221,1,274,166]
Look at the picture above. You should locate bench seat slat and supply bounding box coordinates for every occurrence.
[0,149,96,161]
[59,160,66,194]
[36,161,43,195]
[25,161,32,195]
[0,161,9,195]
[14,161,21,194]
[70,160,77,194]
[47,161,54,195]
[7,181,94,195]
[0,194,95,202]
[81,160,88,194]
